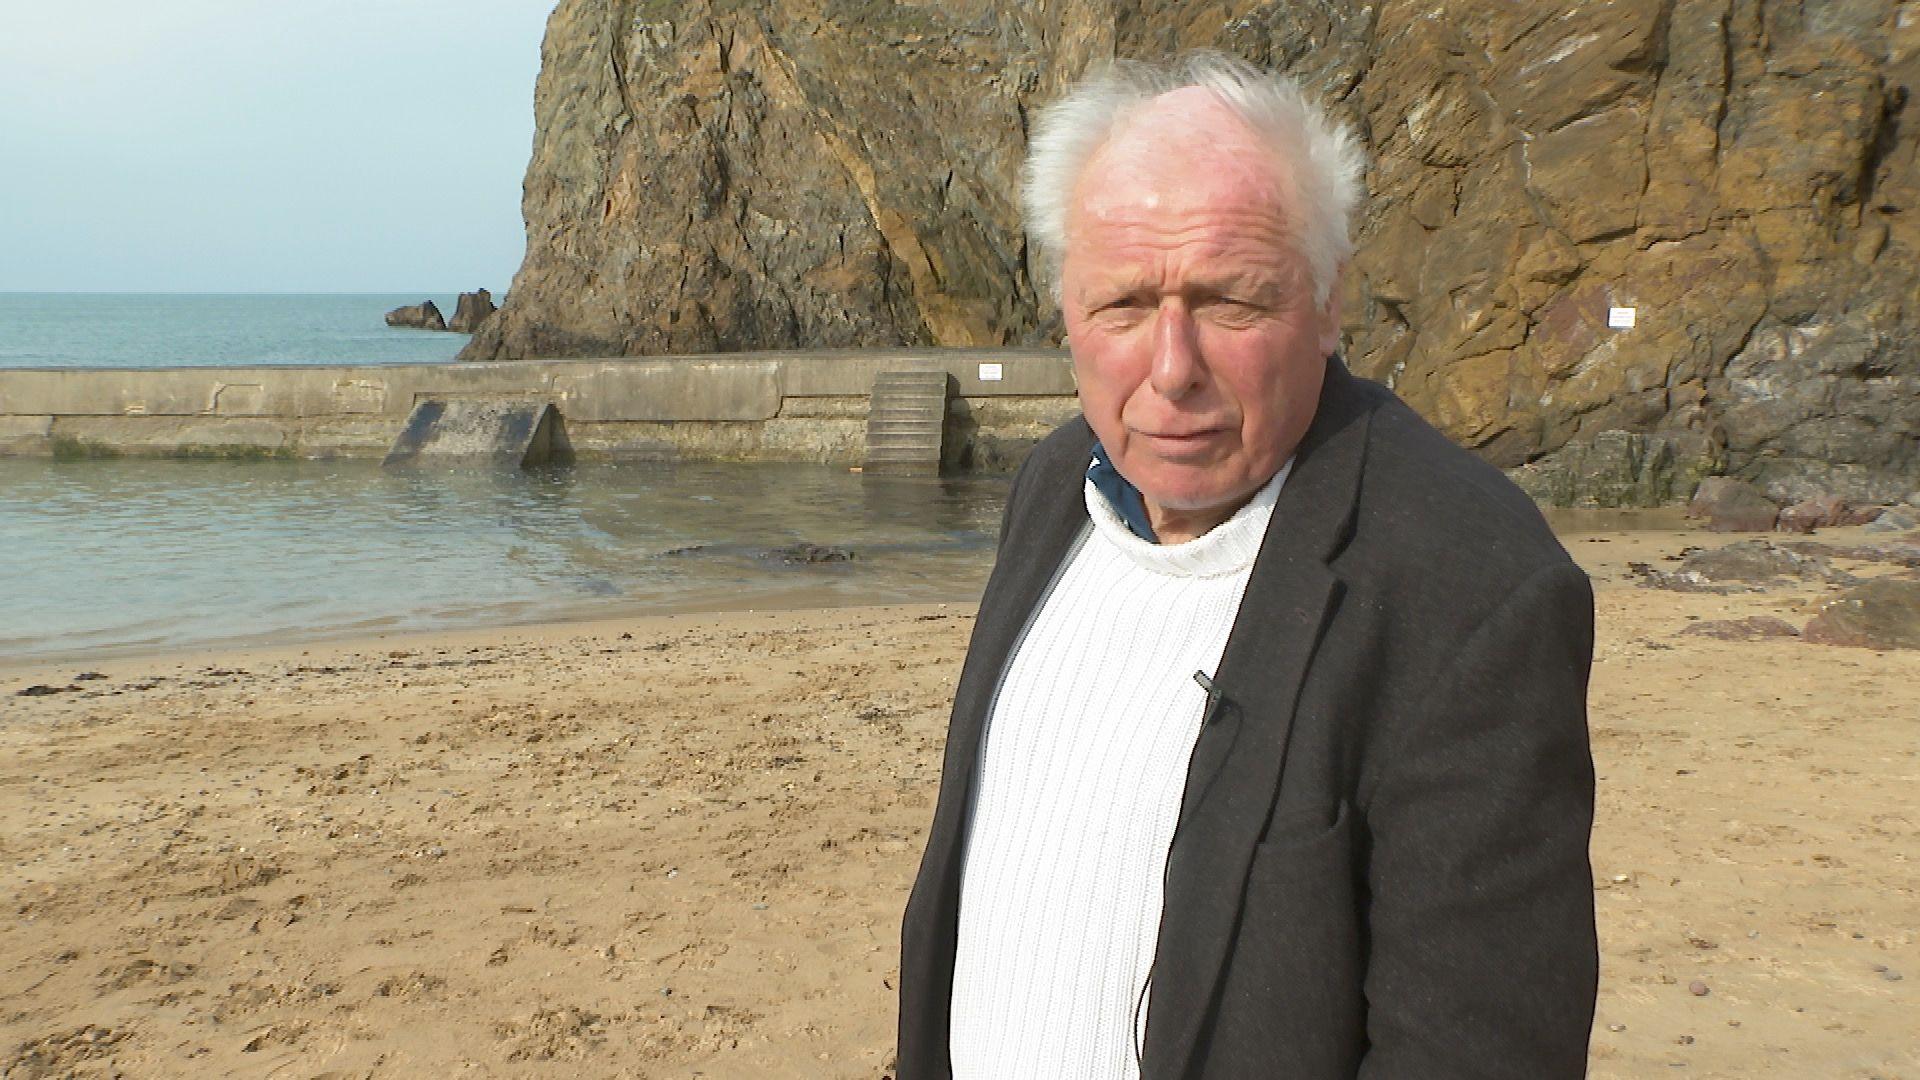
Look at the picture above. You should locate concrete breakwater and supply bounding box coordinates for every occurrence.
[0,349,1079,471]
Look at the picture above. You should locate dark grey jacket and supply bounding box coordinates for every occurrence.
[898,359,1598,1078]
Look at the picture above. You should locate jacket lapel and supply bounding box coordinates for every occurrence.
[898,421,1094,1074]
[923,427,1093,880]
[1142,362,1374,1078]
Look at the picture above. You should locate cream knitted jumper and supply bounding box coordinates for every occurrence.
[949,462,1288,1079]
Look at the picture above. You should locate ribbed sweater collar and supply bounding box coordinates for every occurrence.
[1081,460,1291,579]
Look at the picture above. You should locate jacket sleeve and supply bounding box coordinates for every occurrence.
[1357,560,1599,1078]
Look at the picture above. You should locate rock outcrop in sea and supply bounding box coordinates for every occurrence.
[450,289,498,334]
[462,1,1920,504]
[386,300,448,332]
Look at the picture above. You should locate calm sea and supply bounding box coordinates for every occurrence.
[0,459,1006,663]
[0,294,1008,663]
[0,293,473,368]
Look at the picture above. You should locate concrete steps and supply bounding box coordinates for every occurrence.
[862,370,949,476]
[383,399,564,468]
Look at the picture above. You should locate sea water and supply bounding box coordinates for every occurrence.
[0,293,472,368]
[0,458,1008,663]
[0,294,1012,663]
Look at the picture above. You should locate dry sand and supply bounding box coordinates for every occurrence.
[2,525,1916,1078]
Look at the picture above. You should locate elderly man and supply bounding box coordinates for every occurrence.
[897,54,1598,1078]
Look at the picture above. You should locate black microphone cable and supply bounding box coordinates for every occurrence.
[1130,669,1227,1075]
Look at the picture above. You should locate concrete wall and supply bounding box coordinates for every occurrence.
[0,349,1082,468]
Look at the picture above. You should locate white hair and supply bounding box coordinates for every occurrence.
[1021,52,1367,308]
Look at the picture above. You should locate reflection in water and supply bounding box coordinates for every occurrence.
[0,459,1010,661]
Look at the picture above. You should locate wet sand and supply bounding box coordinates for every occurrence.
[3,525,1916,1078]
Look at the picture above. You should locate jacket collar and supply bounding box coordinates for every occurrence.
[1087,439,1159,542]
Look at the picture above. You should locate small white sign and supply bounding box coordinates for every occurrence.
[1608,306,1637,330]
[978,362,1004,382]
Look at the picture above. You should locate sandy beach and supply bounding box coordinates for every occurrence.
[3,524,1917,1079]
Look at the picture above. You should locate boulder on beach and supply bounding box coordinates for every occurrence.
[1781,538,1920,570]
[1803,576,1920,650]
[1865,506,1920,534]
[1680,616,1801,642]
[1638,539,1851,592]
[1685,540,1849,585]
[449,289,497,334]
[385,300,447,331]
[1688,477,1780,533]
[1777,494,1880,534]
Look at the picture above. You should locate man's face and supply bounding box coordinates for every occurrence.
[1060,90,1340,542]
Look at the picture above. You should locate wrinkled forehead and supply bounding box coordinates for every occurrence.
[1071,87,1293,228]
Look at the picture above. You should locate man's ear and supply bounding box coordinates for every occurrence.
[1317,265,1346,357]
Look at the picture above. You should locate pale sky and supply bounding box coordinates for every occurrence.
[0,1,552,293]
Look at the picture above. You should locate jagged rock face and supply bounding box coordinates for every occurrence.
[1344,0,1919,504]
[450,289,498,334]
[463,0,1098,358]
[468,0,1920,501]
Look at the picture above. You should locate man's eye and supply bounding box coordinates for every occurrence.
[1206,297,1265,322]
[1089,298,1145,321]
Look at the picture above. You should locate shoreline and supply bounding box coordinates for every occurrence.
[3,504,1685,675]
[0,593,979,681]
[4,525,1917,1077]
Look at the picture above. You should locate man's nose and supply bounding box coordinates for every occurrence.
[1148,301,1204,401]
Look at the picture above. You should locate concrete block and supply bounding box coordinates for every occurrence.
[211,382,267,416]
[0,415,54,455]
[776,348,1075,398]
[383,400,563,468]
[944,350,1078,397]
[302,418,407,457]
[51,416,293,457]
[0,415,54,438]
[179,419,287,448]
[760,417,865,462]
[774,395,867,420]
[329,378,389,415]
[552,361,781,422]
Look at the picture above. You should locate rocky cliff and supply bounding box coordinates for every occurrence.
[465,0,1920,502]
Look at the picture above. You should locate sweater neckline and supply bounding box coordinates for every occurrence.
[1081,460,1290,578]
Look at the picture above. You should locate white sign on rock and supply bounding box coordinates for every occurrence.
[1608,306,1638,330]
